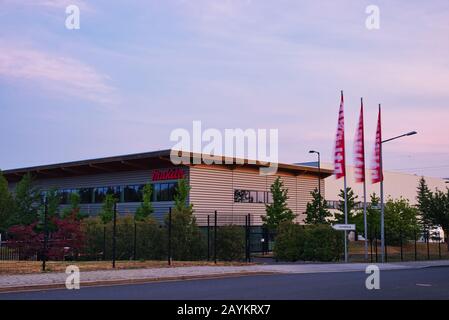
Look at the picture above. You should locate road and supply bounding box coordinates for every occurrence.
[1,267,448,300]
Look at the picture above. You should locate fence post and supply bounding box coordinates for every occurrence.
[400,228,403,262]
[133,220,137,260]
[439,236,442,259]
[245,215,249,263]
[103,225,106,260]
[375,228,378,263]
[207,215,210,261]
[414,229,418,261]
[427,231,430,260]
[42,197,48,272]
[168,207,172,266]
[112,202,117,268]
[385,232,388,263]
[214,210,217,264]
[247,214,251,263]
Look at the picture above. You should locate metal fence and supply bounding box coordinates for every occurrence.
[0,206,272,274]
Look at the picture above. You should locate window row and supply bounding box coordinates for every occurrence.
[57,182,178,204]
[234,189,273,204]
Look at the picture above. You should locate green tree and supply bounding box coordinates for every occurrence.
[99,194,117,224]
[305,188,332,225]
[165,178,205,260]
[417,177,435,238]
[426,188,449,251]
[384,197,420,245]
[334,187,359,224]
[262,177,295,231]
[62,192,87,220]
[11,173,41,225]
[45,188,61,218]
[353,193,381,241]
[135,183,154,221]
[0,171,15,232]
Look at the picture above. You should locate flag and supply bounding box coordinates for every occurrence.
[354,99,366,183]
[334,91,346,179]
[372,105,383,183]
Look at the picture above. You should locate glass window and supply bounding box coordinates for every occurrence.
[79,188,93,204]
[257,191,265,203]
[160,183,169,201]
[266,192,273,204]
[94,187,107,203]
[249,191,257,203]
[168,182,177,201]
[124,185,144,202]
[106,186,121,201]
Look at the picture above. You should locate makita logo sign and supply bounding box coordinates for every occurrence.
[152,168,185,181]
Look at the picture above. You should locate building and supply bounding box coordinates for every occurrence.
[3,150,332,226]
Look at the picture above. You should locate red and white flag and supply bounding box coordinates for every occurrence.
[334,91,346,179]
[372,105,383,183]
[354,99,366,183]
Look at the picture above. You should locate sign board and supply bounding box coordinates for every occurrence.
[152,168,185,181]
[332,224,356,231]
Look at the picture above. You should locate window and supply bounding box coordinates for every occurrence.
[257,191,265,203]
[234,189,272,204]
[94,187,107,203]
[168,182,177,200]
[79,188,93,204]
[124,185,144,202]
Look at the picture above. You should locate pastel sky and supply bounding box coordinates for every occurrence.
[1,0,448,178]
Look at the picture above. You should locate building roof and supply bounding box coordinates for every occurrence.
[3,149,333,182]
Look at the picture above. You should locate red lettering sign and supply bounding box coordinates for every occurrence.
[152,168,185,181]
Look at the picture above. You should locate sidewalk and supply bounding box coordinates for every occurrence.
[1,260,449,292]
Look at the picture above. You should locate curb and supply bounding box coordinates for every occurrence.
[0,271,277,294]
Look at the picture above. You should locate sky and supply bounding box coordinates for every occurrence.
[0,0,449,178]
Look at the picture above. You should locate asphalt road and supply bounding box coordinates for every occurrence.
[1,267,449,300]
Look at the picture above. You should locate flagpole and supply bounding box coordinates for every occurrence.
[361,98,368,262]
[344,174,348,263]
[379,104,385,263]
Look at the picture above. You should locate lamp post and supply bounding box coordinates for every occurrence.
[309,150,321,209]
[380,130,417,262]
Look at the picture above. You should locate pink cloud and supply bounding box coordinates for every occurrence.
[0,42,117,105]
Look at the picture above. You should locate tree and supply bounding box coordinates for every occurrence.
[45,188,61,218]
[99,194,117,224]
[334,187,359,224]
[262,177,295,231]
[135,183,154,221]
[384,197,420,245]
[11,173,41,225]
[352,193,380,241]
[165,178,205,260]
[416,177,434,234]
[305,188,332,225]
[0,171,15,233]
[427,188,449,251]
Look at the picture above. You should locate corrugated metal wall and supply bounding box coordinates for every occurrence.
[189,164,324,226]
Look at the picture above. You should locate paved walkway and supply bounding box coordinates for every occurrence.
[1,260,449,291]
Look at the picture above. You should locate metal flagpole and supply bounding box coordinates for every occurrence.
[344,175,348,263]
[363,178,368,261]
[379,107,385,263]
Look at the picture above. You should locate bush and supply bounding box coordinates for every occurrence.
[273,221,306,261]
[81,215,166,260]
[216,225,245,261]
[274,223,343,262]
[303,225,343,262]
[166,209,206,261]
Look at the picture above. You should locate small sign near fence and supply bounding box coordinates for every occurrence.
[332,224,356,231]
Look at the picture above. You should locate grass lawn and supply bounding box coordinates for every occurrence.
[0,260,253,275]
[348,240,449,262]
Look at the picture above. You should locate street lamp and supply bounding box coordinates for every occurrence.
[309,150,321,209]
[379,130,417,263]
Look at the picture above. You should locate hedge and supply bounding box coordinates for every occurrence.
[274,222,343,262]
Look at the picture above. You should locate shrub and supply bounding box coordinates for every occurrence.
[303,225,343,262]
[216,225,245,261]
[273,221,306,261]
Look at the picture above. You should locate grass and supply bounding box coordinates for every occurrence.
[348,241,449,262]
[0,260,254,275]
